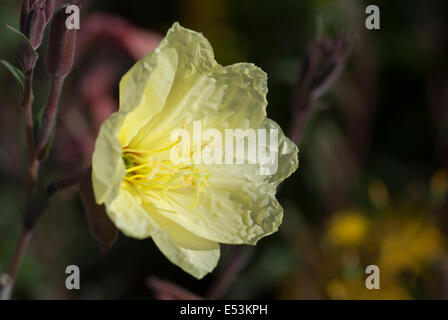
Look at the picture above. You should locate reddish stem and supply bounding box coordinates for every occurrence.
[37,76,65,156]
[23,70,39,193]
[206,247,252,299]
[0,229,32,300]
[0,168,85,300]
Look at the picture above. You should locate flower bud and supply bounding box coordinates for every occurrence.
[19,0,54,44]
[18,1,45,72]
[20,1,40,32]
[46,5,77,78]
[20,0,28,32]
[22,1,46,49]
[44,0,55,24]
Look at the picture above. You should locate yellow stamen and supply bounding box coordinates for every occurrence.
[190,177,201,209]
[126,163,150,173]
[122,135,209,209]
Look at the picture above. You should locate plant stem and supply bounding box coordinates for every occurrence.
[23,70,40,193]
[206,247,253,299]
[27,156,40,193]
[23,70,35,156]
[0,229,32,300]
[0,169,85,300]
[47,167,88,197]
[0,57,41,300]
[36,76,65,156]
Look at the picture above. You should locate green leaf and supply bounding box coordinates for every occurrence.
[5,23,39,60]
[37,123,55,160]
[35,103,55,160]
[80,168,119,253]
[0,60,25,92]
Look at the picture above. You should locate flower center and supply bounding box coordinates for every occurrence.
[121,140,210,209]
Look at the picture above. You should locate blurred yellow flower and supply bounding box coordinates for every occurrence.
[91,23,298,278]
[326,279,411,300]
[379,220,442,275]
[327,210,368,247]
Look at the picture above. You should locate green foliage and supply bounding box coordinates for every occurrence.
[0,60,24,93]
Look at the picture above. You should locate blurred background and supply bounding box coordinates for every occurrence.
[1,0,448,299]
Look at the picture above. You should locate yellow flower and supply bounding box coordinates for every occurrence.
[91,23,298,278]
[379,220,442,275]
[327,210,368,247]
[326,279,411,300]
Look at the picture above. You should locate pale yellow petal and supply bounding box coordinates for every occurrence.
[106,188,159,239]
[141,201,219,251]
[163,189,283,245]
[258,118,299,183]
[129,23,268,150]
[152,228,220,279]
[142,118,298,245]
[118,46,178,146]
[105,188,219,278]
[92,112,127,205]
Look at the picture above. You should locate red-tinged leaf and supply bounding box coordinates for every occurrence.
[79,167,118,253]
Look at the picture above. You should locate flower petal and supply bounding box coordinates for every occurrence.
[142,118,298,245]
[152,228,220,279]
[129,23,268,150]
[106,188,219,278]
[141,201,220,251]
[163,189,283,245]
[106,188,159,239]
[119,45,178,146]
[258,118,299,184]
[92,112,127,205]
